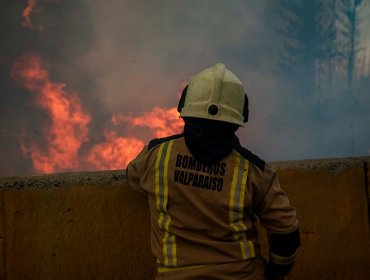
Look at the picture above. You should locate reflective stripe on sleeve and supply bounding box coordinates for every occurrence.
[269,251,298,265]
[229,154,255,259]
[155,140,177,267]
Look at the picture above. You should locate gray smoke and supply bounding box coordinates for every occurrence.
[0,0,369,176]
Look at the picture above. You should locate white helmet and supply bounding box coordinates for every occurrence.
[178,63,248,126]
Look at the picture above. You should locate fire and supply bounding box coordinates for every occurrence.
[22,0,37,28]
[11,54,184,174]
[11,53,91,173]
[89,108,183,170]
[112,107,184,138]
[86,131,144,170]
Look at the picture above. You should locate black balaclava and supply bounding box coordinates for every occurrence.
[183,117,240,165]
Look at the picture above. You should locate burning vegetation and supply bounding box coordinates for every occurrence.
[11,53,183,174]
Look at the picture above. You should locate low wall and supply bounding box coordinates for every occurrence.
[0,157,369,279]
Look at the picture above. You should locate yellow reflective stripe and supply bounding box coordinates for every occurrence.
[248,240,255,257]
[229,155,240,230]
[155,143,165,213]
[171,234,177,266]
[164,140,176,266]
[156,143,166,229]
[270,251,297,265]
[163,231,170,266]
[238,159,253,259]
[239,160,249,219]
[163,140,172,211]
[155,140,177,268]
[229,154,255,259]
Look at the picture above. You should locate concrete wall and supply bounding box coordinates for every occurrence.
[272,158,370,280]
[0,158,369,279]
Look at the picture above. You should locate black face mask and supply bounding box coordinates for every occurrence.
[183,117,240,165]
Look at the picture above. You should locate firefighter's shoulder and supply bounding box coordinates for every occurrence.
[234,144,265,171]
[147,134,184,150]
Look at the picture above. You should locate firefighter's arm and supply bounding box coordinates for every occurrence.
[265,229,300,279]
[255,167,300,278]
[125,147,148,194]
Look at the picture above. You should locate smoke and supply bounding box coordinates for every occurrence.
[9,53,182,174]
[0,0,369,176]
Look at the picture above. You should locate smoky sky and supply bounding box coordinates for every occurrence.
[0,0,369,177]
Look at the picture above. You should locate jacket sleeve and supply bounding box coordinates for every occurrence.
[254,165,300,276]
[125,146,148,194]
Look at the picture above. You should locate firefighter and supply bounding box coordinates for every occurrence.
[125,63,300,280]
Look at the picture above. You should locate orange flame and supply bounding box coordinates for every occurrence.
[113,107,184,138]
[11,54,184,174]
[89,107,183,170]
[22,0,37,28]
[11,53,91,173]
[86,131,144,170]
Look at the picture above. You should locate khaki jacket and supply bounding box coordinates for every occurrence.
[126,135,299,279]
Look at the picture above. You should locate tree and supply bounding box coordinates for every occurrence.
[276,0,337,96]
[337,0,363,87]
